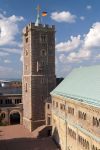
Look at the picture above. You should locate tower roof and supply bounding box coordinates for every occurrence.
[35,5,41,26]
[51,65,100,108]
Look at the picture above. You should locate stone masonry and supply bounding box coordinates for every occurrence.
[22,23,56,131]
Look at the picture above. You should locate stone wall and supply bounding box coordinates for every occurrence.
[22,23,56,131]
[52,95,100,150]
[0,94,22,125]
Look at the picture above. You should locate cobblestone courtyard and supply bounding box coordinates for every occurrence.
[0,125,59,150]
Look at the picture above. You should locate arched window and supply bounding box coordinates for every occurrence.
[1,113,5,118]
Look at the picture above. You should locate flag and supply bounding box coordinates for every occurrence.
[42,11,47,17]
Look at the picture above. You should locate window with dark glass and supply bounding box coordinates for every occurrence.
[26,37,28,43]
[25,49,28,56]
[78,111,86,120]
[47,104,50,109]
[68,107,74,115]
[93,117,100,127]
[40,34,47,42]
[0,99,3,104]
[25,83,28,92]
[1,113,5,118]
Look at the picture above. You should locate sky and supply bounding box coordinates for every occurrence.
[0,0,100,79]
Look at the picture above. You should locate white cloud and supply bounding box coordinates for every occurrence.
[59,54,67,63]
[56,35,82,52]
[55,56,58,65]
[0,66,13,77]
[86,5,92,10]
[0,66,22,78]
[59,49,91,63]
[0,11,23,79]
[56,64,72,77]
[58,22,100,63]
[51,11,76,23]
[96,54,100,58]
[0,13,24,46]
[80,16,85,21]
[0,51,9,57]
[4,59,11,64]
[67,50,91,62]
[20,53,23,62]
[0,47,21,54]
[84,22,100,48]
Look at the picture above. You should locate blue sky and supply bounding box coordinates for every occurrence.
[0,0,100,79]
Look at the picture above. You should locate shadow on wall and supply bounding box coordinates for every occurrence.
[10,113,20,125]
[37,126,52,138]
[52,127,61,149]
[0,130,2,136]
[0,137,59,150]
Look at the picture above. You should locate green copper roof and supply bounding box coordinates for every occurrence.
[35,13,41,26]
[51,65,100,108]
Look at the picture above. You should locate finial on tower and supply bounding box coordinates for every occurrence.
[35,5,41,26]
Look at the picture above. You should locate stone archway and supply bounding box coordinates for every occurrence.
[10,112,20,125]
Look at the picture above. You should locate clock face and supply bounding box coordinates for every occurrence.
[41,49,46,56]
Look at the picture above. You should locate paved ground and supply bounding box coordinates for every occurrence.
[0,125,59,150]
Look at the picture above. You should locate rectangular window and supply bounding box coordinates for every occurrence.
[40,34,47,43]
[1,113,5,118]
[92,145,99,150]
[60,103,65,111]
[47,117,51,125]
[26,37,28,43]
[68,107,74,115]
[47,104,50,109]
[78,135,89,149]
[60,104,63,110]
[0,99,3,104]
[93,117,100,127]
[25,49,28,56]
[25,83,28,92]
[68,127,76,140]
[78,111,87,120]
[56,102,58,108]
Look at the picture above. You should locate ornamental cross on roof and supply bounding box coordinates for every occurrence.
[37,5,41,13]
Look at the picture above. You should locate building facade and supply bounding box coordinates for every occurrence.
[51,66,100,150]
[0,94,22,125]
[22,19,56,131]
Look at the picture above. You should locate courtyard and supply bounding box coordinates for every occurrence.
[0,125,59,150]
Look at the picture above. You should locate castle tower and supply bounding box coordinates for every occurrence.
[22,8,56,131]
